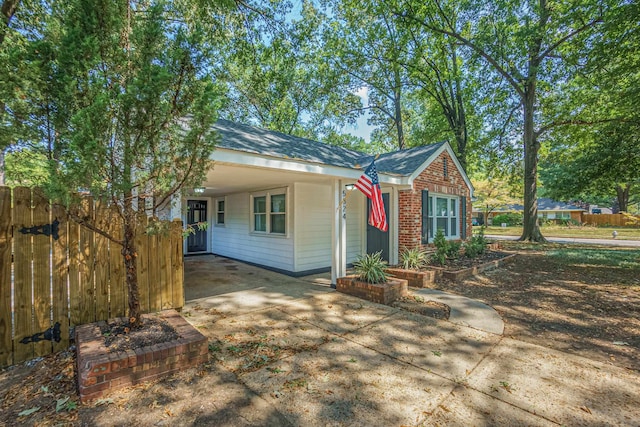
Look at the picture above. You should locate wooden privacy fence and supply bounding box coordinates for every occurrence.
[0,186,184,368]
[582,213,640,227]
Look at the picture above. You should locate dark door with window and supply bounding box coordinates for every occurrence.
[366,193,389,261]
[187,200,207,253]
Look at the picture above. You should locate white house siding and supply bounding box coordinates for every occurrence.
[293,182,333,272]
[211,191,295,272]
[346,190,365,264]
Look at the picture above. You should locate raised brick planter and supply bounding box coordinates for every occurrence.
[76,309,208,403]
[336,275,408,304]
[440,253,517,281]
[385,268,437,288]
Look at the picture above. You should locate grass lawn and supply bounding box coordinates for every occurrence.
[480,225,640,240]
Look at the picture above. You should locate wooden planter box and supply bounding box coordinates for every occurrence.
[75,309,208,403]
[336,275,408,304]
[385,268,437,288]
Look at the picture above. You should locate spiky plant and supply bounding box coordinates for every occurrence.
[353,251,388,284]
[400,247,428,271]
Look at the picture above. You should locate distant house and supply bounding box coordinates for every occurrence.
[173,120,474,283]
[473,197,586,225]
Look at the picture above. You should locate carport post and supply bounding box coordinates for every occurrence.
[331,179,347,287]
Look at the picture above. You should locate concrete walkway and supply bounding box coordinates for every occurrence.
[172,255,639,426]
[415,288,504,335]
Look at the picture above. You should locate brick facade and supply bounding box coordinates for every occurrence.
[398,149,472,253]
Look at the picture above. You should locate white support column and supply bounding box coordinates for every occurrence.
[331,179,347,287]
[389,186,399,265]
[170,193,182,221]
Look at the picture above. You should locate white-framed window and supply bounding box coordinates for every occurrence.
[250,188,287,235]
[215,198,226,226]
[427,194,459,240]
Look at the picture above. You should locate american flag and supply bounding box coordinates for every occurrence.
[355,159,388,232]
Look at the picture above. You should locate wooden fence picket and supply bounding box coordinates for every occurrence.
[32,190,52,358]
[0,187,13,366]
[13,187,34,363]
[52,203,70,353]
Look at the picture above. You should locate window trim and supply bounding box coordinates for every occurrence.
[215,197,226,226]
[426,193,460,241]
[250,187,288,236]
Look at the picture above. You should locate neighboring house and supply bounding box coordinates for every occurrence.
[177,120,473,283]
[472,197,586,224]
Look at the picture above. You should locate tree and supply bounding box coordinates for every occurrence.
[219,1,361,141]
[472,177,519,226]
[400,0,614,242]
[37,0,222,328]
[540,1,640,214]
[323,0,412,151]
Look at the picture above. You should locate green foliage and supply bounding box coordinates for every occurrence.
[400,247,429,270]
[492,213,523,227]
[464,231,488,258]
[432,228,448,265]
[4,149,49,187]
[547,248,640,269]
[353,251,388,284]
[445,240,462,258]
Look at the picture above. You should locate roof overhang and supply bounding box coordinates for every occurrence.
[210,148,408,186]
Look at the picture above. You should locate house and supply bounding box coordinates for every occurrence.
[472,197,586,225]
[177,120,473,284]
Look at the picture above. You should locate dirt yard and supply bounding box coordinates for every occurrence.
[432,242,640,371]
[0,242,638,426]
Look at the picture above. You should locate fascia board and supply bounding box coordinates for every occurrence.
[211,148,407,186]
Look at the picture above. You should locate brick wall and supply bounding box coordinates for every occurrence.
[398,149,472,253]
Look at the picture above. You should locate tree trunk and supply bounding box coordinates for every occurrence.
[519,85,546,242]
[0,148,5,186]
[393,68,405,150]
[0,0,20,45]
[615,183,631,212]
[122,216,142,328]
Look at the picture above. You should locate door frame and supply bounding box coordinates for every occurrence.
[364,190,397,263]
[184,196,212,254]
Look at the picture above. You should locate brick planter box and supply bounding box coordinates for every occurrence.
[385,268,437,288]
[336,275,408,304]
[437,253,518,281]
[76,309,208,403]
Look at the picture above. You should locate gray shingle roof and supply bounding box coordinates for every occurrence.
[374,143,446,176]
[213,119,367,170]
[212,119,447,177]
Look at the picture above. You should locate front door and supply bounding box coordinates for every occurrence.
[187,200,207,253]
[366,193,389,261]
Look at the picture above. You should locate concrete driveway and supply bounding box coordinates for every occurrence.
[182,255,640,426]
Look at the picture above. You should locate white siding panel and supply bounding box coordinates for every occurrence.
[212,192,294,271]
[346,191,365,263]
[294,182,333,271]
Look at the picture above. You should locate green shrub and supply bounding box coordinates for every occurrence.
[492,213,523,226]
[446,241,462,258]
[353,251,388,284]
[432,229,448,265]
[400,247,429,270]
[464,230,487,258]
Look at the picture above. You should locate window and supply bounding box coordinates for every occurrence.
[254,196,266,232]
[426,194,459,240]
[443,157,448,178]
[251,189,287,235]
[216,198,225,225]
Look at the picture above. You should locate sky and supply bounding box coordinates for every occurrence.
[342,87,373,143]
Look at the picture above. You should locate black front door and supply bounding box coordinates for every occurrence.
[187,200,207,252]
[366,193,390,261]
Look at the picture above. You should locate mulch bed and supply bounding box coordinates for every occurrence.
[426,250,511,270]
[101,317,179,353]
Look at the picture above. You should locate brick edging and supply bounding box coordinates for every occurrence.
[76,309,208,403]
